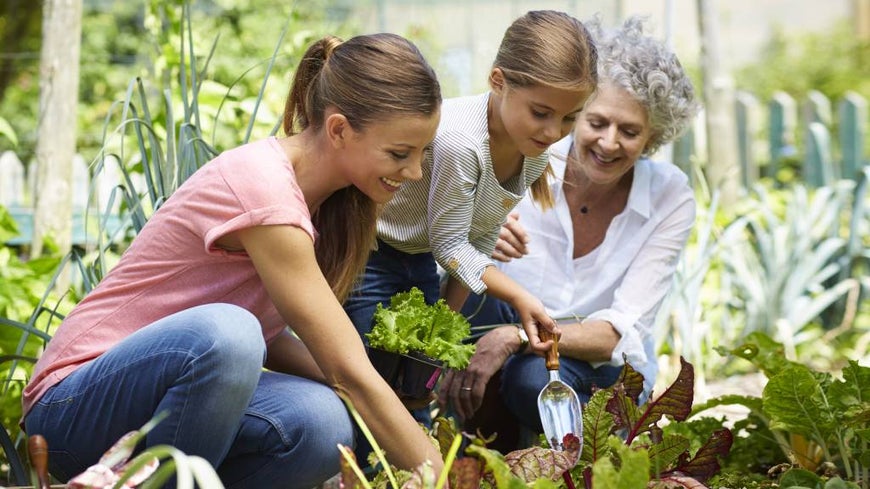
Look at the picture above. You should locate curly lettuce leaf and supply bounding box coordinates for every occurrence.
[366,287,475,368]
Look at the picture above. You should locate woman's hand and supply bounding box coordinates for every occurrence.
[492,212,529,262]
[438,326,522,420]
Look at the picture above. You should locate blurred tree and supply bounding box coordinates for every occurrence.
[697,0,740,205]
[0,0,40,105]
[31,0,82,263]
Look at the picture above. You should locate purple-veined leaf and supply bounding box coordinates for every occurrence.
[664,428,733,482]
[605,384,643,434]
[616,357,694,444]
[581,388,615,464]
[615,357,645,403]
[502,445,574,483]
[647,434,690,476]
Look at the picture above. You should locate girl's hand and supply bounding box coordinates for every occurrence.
[492,212,529,262]
[514,294,559,354]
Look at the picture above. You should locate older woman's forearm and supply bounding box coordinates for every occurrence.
[556,319,620,362]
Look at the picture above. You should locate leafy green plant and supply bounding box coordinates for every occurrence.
[367,287,476,369]
[655,190,749,391]
[716,181,858,363]
[572,358,732,488]
[1,0,315,479]
[0,206,72,479]
[693,332,869,488]
[335,357,731,489]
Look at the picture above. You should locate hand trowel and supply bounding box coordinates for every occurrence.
[536,329,583,454]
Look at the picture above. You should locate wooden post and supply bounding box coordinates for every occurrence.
[839,91,867,181]
[696,0,741,205]
[803,91,838,185]
[32,0,83,262]
[735,91,759,188]
[855,0,870,41]
[805,122,835,187]
[768,91,797,179]
[672,127,696,185]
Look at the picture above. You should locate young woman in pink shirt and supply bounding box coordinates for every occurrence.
[23,33,443,488]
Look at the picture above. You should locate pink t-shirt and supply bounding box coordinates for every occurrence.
[22,137,314,416]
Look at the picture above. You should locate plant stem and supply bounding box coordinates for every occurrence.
[563,471,577,489]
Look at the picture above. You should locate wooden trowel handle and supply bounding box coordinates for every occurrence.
[28,434,50,489]
[541,329,559,371]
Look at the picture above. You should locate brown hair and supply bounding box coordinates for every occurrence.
[283,33,441,301]
[493,10,598,210]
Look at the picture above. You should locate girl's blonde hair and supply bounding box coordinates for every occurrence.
[283,33,441,301]
[493,10,598,209]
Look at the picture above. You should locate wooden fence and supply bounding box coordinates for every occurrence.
[0,89,867,247]
[0,152,128,247]
[672,89,868,188]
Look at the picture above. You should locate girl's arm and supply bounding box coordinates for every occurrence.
[236,224,443,472]
[443,275,471,312]
[480,265,557,354]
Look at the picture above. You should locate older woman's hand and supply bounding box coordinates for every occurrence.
[438,325,525,420]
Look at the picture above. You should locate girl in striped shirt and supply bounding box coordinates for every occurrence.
[345,10,598,365]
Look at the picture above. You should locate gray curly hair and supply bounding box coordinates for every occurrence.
[587,15,700,156]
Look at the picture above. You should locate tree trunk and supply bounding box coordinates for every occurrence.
[855,0,870,40]
[32,0,82,261]
[696,0,740,205]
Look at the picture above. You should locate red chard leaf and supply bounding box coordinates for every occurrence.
[503,445,574,483]
[664,428,733,483]
[605,383,643,434]
[625,357,694,444]
[582,388,615,465]
[616,356,646,402]
[562,433,582,462]
[449,458,482,489]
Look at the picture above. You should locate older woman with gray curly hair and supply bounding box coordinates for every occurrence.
[438,15,700,452]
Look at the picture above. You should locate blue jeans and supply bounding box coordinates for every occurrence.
[461,294,622,433]
[24,304,354,489]
[343,239,441,339]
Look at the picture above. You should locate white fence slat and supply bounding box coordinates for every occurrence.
[0,150,25,207]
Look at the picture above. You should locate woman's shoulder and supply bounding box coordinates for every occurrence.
[215,137,285,165]
[637,158,691,188]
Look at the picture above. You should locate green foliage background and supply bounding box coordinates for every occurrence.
[735,20,870,103]
[1,2,869,486]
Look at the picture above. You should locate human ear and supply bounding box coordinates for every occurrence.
[324,111,351,148]
[489,68,506,93]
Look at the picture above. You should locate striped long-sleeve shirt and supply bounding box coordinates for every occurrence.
[377,92,549,294]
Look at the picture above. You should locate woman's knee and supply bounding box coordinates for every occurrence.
[188,304,265,362]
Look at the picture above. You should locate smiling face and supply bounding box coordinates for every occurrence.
[340,111,440,204]
[489,69,592,158]
[573,82,652,186]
